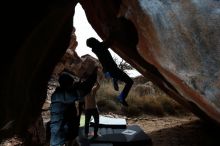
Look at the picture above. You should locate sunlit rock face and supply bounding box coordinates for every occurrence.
[80,0,220,124]
[53,49,102,80]
[52,31,101,80]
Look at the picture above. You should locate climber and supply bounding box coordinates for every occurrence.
[86,37,133,107]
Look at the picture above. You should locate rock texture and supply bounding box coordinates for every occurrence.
[52,35,102,80]
[80,0,220,124]
[0,0,220,140]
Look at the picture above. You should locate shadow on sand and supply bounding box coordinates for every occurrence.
[149,119,220,146]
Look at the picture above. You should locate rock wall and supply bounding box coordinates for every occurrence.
[80,0,220,124]
[0,0,78,137]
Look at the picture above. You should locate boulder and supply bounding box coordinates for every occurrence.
[80,0,220,124]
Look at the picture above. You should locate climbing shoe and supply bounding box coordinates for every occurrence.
[117,92,128,107]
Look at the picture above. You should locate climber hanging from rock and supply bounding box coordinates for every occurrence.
[86,37,133,107]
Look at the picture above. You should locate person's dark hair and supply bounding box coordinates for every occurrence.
[86,37,100,48]
[58,72,74,88]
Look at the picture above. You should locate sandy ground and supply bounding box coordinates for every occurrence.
[127,114,220,146]
[1,113,220,146]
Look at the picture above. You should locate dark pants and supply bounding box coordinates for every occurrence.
[84,108,99,136]
[109,68,133,100]
[63,104,78,141]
